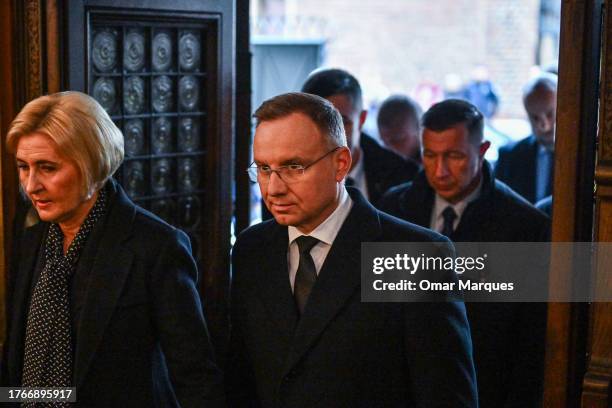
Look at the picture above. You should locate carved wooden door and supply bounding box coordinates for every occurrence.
[63,0,235,345]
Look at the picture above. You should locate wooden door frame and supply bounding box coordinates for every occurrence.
[0,0,48,344]
[234,0,251,235]
[544,0,604,406]
[583,0,612,404]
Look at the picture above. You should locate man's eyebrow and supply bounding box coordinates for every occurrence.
[279,156,306,165]
[422,148,464,155]
[254,156,306,166]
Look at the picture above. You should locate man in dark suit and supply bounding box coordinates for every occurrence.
[228,92,477,407]
[380,99,550,407]
[377,94,423,164]
[495,73,558,203]
[301,68,420,206]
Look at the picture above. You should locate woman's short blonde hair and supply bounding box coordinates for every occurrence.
[7,91,124,197]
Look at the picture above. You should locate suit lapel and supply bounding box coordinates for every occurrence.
[401,172,434,228]
[282,189,381,375]
[254,224,299,342]
[73,182,136,388]
[452,162,495,241]
[7,223,46,383]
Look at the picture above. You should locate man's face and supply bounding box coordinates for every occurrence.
[16,132,90,225]
[524,87,557,149]
[254,112,351,234]
[421,124,489,204]
[326,93,366,153]
[380,119,420,159]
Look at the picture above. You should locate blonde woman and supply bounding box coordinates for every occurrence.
[1,91,223,407]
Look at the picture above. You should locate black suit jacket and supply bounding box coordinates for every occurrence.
[1,180,224,407]
[228,187,477,407]
[361,132,420,206]
[379,163,550,408]
[495,135,549,203]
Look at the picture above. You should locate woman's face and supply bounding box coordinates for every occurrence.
[16,132,91,226]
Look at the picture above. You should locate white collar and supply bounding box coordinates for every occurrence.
[538,143,553,154]
[433,175,482,222]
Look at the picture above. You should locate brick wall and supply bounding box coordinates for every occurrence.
[255,0,546,119]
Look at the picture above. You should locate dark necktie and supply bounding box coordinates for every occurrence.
[345,176,355,187]
[441,206,457,237]
[294,236,320,315]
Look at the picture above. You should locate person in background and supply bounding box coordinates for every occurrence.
[1,91,224,407]
[380,99,549,408]
[463,65,500,119]
[228,92,477,407]
[377,94,423,163]
[496,73,558,203]
[301,68,420,206]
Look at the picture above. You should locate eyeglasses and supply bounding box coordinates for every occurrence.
[247,147,341,184]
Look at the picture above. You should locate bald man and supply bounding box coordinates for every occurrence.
[495,74,557,203]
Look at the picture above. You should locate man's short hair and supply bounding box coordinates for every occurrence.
[377,94,422,136]
[7,91,124,197]
[522,73,558,101]
[422,99,484,145]
[254,92,347,148]
[301,68,363,111]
